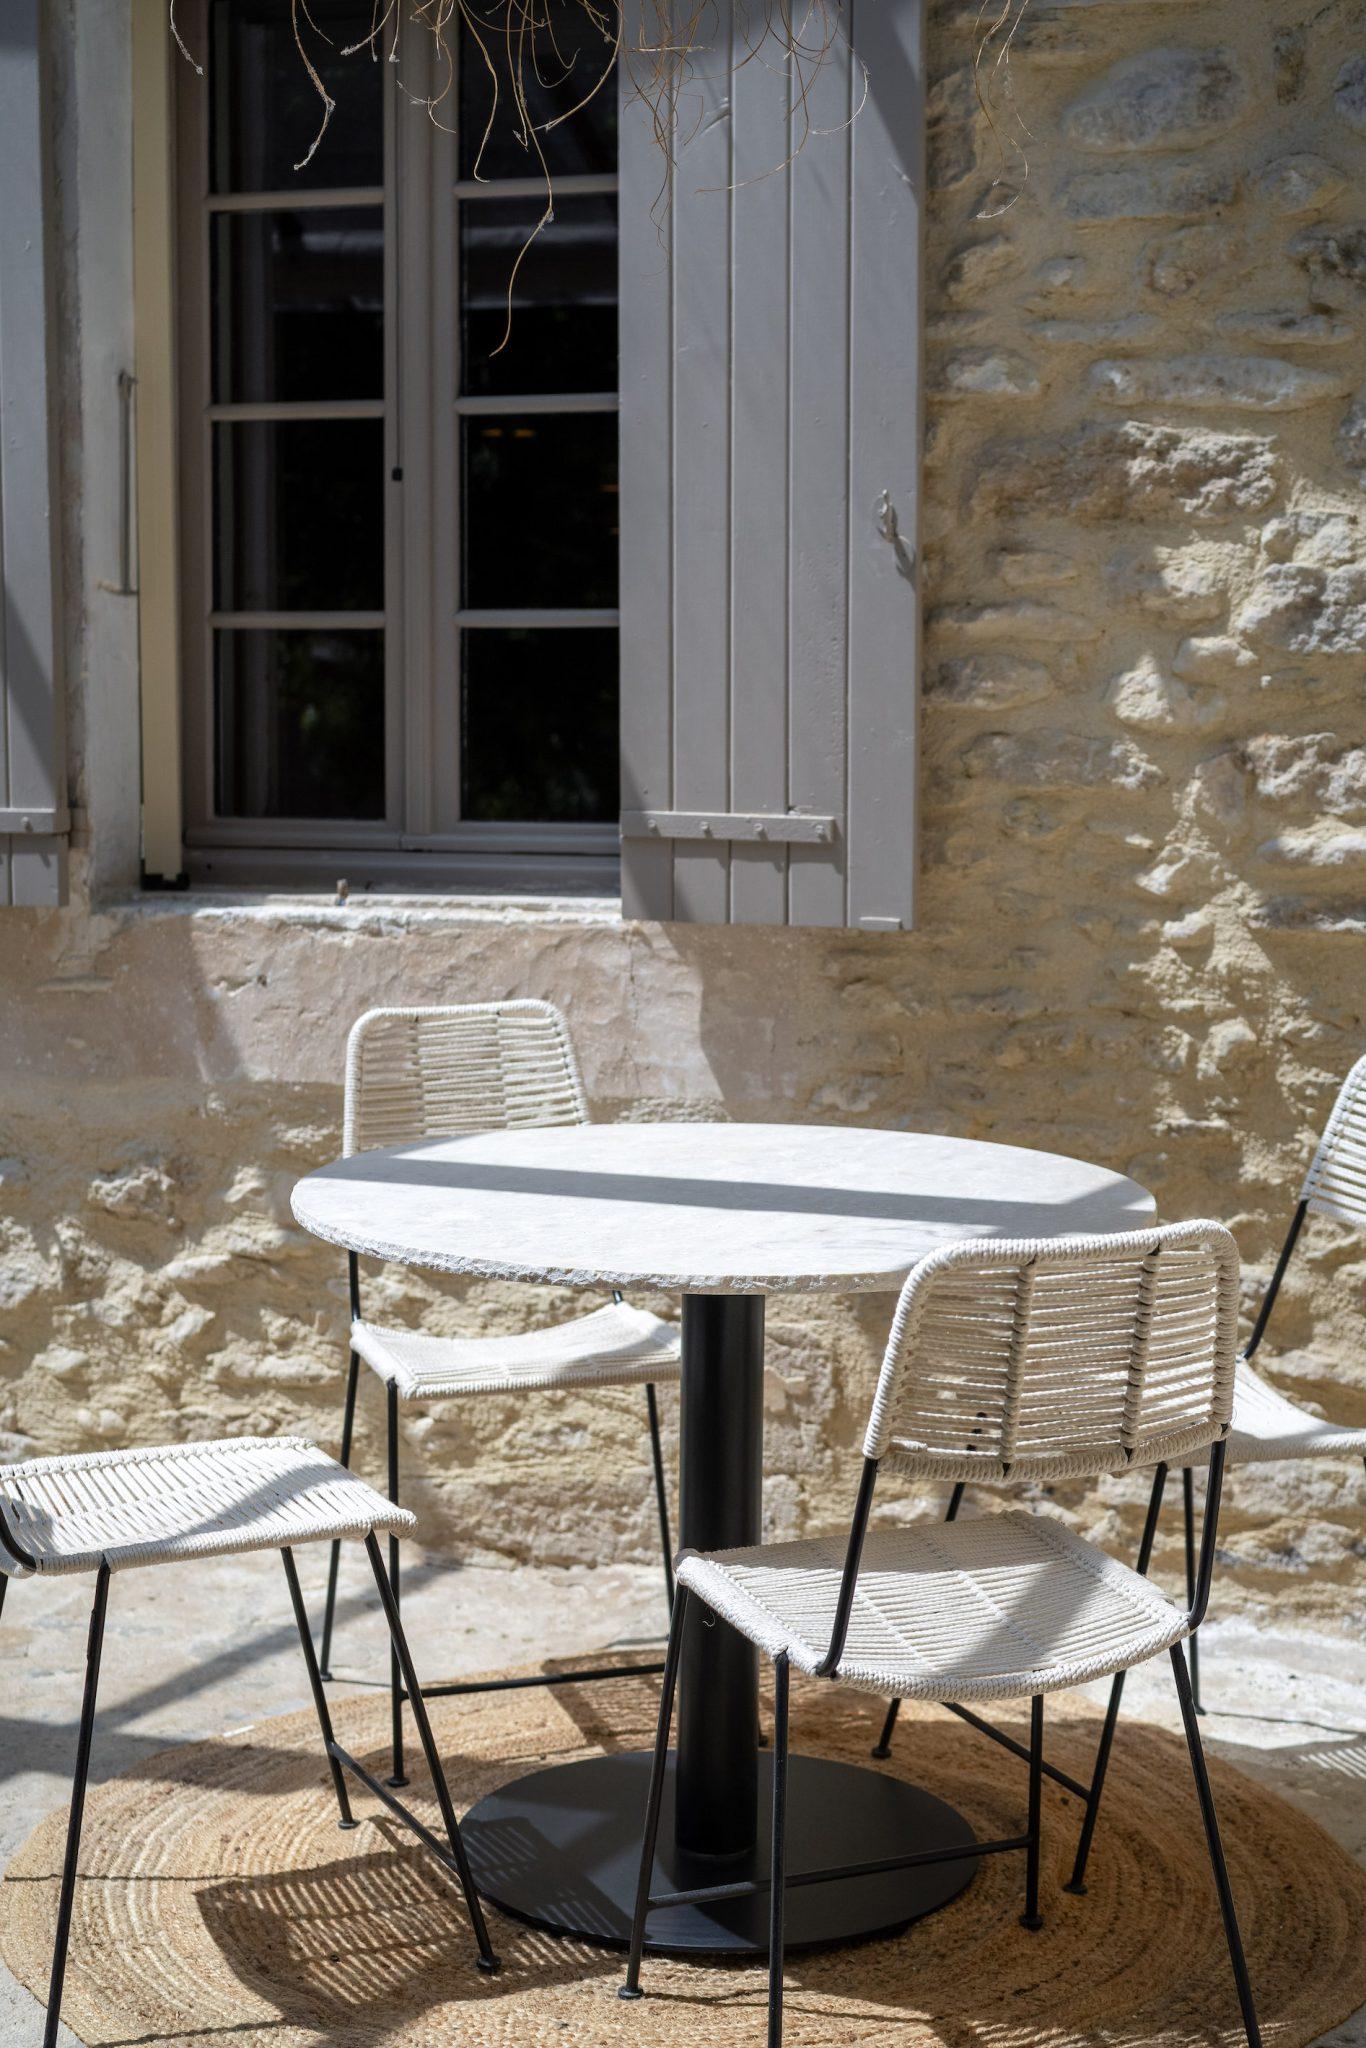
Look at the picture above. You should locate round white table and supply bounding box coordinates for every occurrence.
[293,1123,1154,1955]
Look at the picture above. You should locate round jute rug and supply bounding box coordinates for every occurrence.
[3,1662,1364,2048]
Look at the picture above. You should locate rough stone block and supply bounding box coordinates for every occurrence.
[1235,564,1366,655]
[1062,163,1239,221]
[1336,55,1366,136]
[1217,310,1354,347]
[928,654,1054,708]
[1089,354,1350,411]
[934,599,1101,643]
[1062,46,1250,153]
[972,420,1280,520]
[1242,733,1366,813]
[961,730,1163,790]
[1336,396,1366,480]
[996,548,1079,589]
[937,349,1042,399]
[1105,654,1223,731]
[1254,153,1346,215]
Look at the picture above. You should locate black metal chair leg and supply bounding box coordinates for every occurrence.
[1171,1642,1261,2048]
[620,1585,689,1999]
[873,1481,965,1758]
[282,1548,358,1829]
[767,1652,791,2048]
[1066,1461,1168,1895]
[43,1561,110,2048]
[319,1346,360,1680]
[1021,1694,1044,1930]
[385,1380,407,1788]
[1183,1466,1204,1714]
[364,1531,500,1972]
[645,1382,675,1615]
[0,1573,7,1626]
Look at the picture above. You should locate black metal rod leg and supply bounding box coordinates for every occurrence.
[620,1586,689,1999]
[768,1653,791,2048]
[43,1561,110,2048]
[1021,1694,1044,1930]
[364,1531,499,1972]
[1170,1642,1261,2048]
[386,1380,407,1788]
[1066,1461,1168,1895]
[1183,1466,1203,1715]
[282,1547,357,1829]
[645,1382,675,1614]
[318,1346,360,1681]
[872,1480,965,1759]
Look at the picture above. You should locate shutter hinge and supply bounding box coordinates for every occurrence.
[620,810,838,846]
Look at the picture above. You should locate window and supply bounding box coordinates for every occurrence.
[175,0,620,889]
[167,0,926,923]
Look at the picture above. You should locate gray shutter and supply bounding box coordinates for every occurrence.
[0,0,66,908]
[618,0,923,929]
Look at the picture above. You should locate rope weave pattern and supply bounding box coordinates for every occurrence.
[676,1510,1192,1702]
[352,1302,681,1400]
[343,1001,588,1156]
[0,1438,413,1580]
[864,1221,1239,1483]
[1300,1051,1366,1229]
[1228,1358,1366,1464]
[342,999,681,1402]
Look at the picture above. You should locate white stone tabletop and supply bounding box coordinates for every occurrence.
[291,1122,1156,1295]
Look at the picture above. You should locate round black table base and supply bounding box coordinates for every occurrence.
[462,1751,977,1956]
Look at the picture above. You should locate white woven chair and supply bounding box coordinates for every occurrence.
[876,1054,1366,1867]
[317,1001,681,1786]
[0,1436,498,2048]
[619,1222,1262,2048]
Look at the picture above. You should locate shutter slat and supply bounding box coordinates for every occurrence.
[670,4,734,925]
[846,0,923,932]
[728,22,792,927]
[618,5,675,923]
[787,29,855,931]
[0,0,66,910]
[619,0,923,930]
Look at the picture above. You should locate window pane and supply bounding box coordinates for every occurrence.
[210,0,383,193]
[214,420,384,612]
[462,415,616,609]
[462,628,616,821]
[458,8,617,181]
[212,208,383,403]
[215,629,385,818]
[460,195,616,396]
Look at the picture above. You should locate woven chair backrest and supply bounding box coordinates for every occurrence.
[1300,1052,1366,1230]
[343,1002,588,1155]
[863,1220,1239,1485]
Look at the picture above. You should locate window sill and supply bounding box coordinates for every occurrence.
[106,887,625,932]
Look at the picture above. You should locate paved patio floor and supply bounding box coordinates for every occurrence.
[2,1547,1363,2047]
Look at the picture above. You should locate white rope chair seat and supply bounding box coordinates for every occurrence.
[675,1509,1190,1705]
[1227,1358,1366,1465]
[0,1438,413,1579]
[350,1303,681,1401]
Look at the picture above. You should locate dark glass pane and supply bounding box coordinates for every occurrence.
[462,628,616,821]
[210,0,383,193]
[214,420,384,611]
[462,415,616,608]
[458,6,617,180]
[461,195,616,394]
[215,629,385,818]
[212,208,383,403]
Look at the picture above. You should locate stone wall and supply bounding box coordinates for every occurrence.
[0,0,1362,1635]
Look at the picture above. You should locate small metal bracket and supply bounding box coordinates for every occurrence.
[620,810,838,846]
[876,491,916,583]
[0,806,71,835]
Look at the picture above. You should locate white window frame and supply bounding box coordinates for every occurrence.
[173,5,620,892]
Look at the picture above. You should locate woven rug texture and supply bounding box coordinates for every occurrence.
[3,1662,1364,2048]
